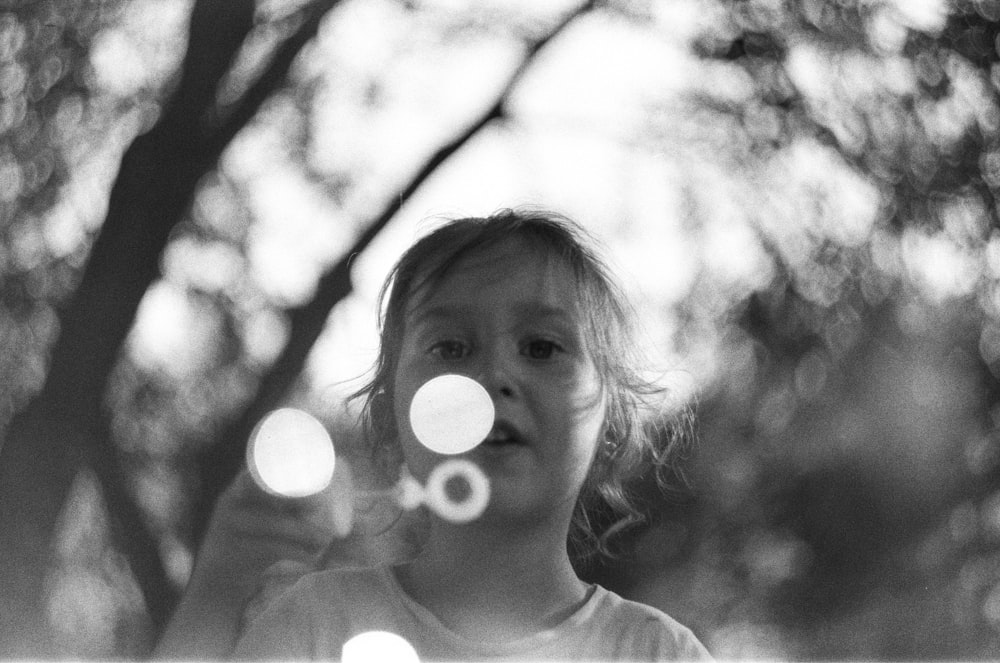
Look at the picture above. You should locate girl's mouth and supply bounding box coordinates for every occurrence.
[482,421,525,447]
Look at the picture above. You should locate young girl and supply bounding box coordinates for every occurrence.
[156,209,710,661]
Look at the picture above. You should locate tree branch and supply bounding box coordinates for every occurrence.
[45,0,256,414]
[207,0,344,154]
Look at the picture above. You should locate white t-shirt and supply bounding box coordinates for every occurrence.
[233,566,712,661]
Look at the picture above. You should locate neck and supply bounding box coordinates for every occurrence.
[395,514,587,641]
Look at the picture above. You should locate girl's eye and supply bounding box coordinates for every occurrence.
[524,339,562,360]
[429,340,468,360]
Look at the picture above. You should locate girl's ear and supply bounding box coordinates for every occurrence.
[599,426,621,464]
[597,396,625,464]
[599,391,615,450]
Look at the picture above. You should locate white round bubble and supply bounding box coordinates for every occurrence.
[409,374,494,454]
[247,408,335,498]
[424,459,490,523]
[342,631,419,663]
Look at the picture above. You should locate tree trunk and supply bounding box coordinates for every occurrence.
[0,0,261,653]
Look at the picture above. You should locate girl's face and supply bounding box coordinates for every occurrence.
[392,237,606,528]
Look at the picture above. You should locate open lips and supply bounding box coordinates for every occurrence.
[482,421,525,447]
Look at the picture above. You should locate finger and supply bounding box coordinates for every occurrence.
[215,460,356,539]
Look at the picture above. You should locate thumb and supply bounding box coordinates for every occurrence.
[301,454,356,540]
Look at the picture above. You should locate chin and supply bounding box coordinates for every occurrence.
[477,490,572,529]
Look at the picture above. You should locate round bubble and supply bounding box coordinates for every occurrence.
[424,459,490,523]
[342,631,419,663]
[247,408,335,498]
[409,374,494,454]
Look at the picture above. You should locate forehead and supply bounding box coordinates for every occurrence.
[404,236,582,319]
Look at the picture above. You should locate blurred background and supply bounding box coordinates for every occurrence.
[0,0,999,659]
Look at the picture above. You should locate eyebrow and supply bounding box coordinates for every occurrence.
[410,302,577,326]
[516,303,576,324]
[409,304,470,326]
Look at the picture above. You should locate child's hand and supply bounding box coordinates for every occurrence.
[153,461,354,659]
[195,459,355,589]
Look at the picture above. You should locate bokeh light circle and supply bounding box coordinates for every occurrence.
[424,459,490,523]
[342,631,419,663]
[409,374,494,454]
[246,408,335,498]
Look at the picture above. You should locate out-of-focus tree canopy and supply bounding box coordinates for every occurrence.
[0,0,998,659]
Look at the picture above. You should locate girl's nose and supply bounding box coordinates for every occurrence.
[475,348,516,400]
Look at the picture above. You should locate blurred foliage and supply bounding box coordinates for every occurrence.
[2,0,1000,659]
[595,0,1000,658]
[0,0,116,425]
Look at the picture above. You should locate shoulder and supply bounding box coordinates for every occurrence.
[234,566,395,660]
[257,564,393,612]
[237,567,364,630]
[241,563,372,623]
[243,564,405,627]
[589,585,713,660]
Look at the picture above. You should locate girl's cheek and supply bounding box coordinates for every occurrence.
[543,361,598,390]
